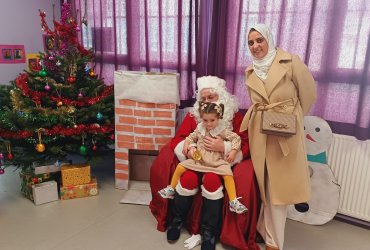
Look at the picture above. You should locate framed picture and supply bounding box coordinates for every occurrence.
[0,45,25,64]
[43,34,56,51]
[26,53,41,71]
[2,49,12,60]
[13,49,24,60]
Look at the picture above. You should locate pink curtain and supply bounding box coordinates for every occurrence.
[72,0,203,103]
[72,0,370,139]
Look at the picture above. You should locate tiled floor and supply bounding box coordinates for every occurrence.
[0,153,369,250]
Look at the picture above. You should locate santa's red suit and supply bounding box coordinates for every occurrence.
[150,112,261,250]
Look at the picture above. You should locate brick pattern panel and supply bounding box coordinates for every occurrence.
[115,99,177,189]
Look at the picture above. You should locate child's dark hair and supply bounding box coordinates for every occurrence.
[199,102,224,119]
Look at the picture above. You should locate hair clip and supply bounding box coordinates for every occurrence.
[214,103,224,119]
[215,105,221,113]
[200,102,207,110]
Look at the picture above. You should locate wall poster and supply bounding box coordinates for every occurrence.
[0,45,26,64]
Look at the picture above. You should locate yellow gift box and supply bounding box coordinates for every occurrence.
[61,163,91,186]
[60,177,98,200]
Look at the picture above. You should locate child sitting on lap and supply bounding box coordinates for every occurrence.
[158,102,248,214]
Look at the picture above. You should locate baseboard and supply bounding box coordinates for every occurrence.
[334,213,370,230]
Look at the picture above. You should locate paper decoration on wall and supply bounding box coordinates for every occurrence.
[26,53,41,71]
[0,45,26,64]
[287,116,340,225]
[42,34,62,52]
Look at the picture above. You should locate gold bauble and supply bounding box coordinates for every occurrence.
[65,106,76,113]
[35,143,45,152]
[192,149,202,161]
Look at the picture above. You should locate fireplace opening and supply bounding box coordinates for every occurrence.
[128,149,158,182]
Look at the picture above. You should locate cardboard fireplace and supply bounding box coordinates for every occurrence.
[114,71,180,191]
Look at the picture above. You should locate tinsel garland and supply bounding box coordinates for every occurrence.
[39,3,92,57]
[15,74,113,107]
[49,86,113,106]
[60,2,71,24]
[0,124,114,139]
[10,89,76,115]
[39,10,54,36]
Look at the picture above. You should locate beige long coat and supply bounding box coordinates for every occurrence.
[240,48,317,205]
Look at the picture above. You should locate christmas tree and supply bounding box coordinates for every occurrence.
[0,3,114,173]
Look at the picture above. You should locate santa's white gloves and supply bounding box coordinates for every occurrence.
[184,234,201,249]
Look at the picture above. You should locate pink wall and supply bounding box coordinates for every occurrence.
[0,0,60,85]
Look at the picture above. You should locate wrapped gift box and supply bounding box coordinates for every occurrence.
[61,163,91,186]
[60,177,98,200]
[32,181,59,205]
[34,161,68,175]
[20,171,61,201]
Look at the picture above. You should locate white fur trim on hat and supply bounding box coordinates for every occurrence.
[176,181,199,196]
[201,185,224,200]
[197,76,226,91]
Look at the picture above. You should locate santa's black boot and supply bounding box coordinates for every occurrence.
[200,198,223,250]
[167,193,193,242]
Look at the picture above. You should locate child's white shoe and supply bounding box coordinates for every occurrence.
[158,186,175,199]
[229,197,248,214]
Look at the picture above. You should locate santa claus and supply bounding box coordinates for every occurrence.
[150,76,260,250]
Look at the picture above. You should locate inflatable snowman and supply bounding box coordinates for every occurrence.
[287,116,340,225]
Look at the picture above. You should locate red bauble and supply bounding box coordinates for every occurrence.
[32,177,39,184]
[92,145,97,151]
[110,134,115,140]
[0,168,4,175]
[7,153,13,160]
[67,76,76,83]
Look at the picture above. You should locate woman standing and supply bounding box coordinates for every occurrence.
[240,24,316,250]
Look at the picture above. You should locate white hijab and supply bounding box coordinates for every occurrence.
[249,24,277,80]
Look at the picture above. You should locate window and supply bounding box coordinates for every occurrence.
[81,0,197,67]
[338,1,370,69]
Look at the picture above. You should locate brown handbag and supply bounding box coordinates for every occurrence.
[261,111,296,136]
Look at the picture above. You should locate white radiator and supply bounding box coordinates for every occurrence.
[327,134,370,222]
